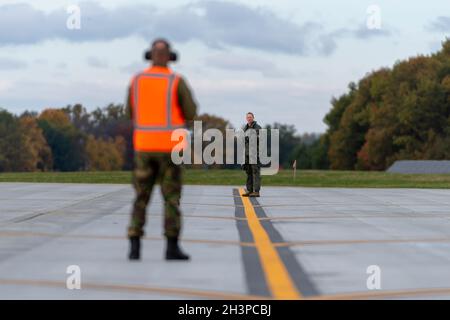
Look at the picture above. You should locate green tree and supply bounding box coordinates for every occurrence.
[38,109,86,171]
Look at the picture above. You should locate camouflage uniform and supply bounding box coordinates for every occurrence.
[128,152,182,238]
[245,164,261,193]
[244,121,262,193]
[126,76,197,239]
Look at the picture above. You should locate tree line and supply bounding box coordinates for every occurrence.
[323,39,450,170]
[0,104,130,172]
[5,38,444,173]
[0,104,325,172]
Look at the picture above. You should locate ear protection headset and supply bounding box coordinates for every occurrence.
[144,39,178,62]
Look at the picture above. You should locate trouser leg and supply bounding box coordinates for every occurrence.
[251,165,261,192]
[160,160,182,239]
[127,155,158,238]
[245,165,253,192]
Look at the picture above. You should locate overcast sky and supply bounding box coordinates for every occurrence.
[0,0,449,132]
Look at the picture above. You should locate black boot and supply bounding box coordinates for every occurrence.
[165,237,190,260]
[128,236,141,260]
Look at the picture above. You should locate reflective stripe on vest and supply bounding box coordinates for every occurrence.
[132,70,187,153]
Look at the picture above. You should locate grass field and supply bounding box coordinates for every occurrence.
[1,169,450,188]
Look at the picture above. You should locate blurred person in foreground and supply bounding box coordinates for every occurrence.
[126,39,197,261]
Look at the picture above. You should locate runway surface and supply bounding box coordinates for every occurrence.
[1,183,450,299]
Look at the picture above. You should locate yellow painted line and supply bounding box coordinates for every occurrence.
[0,278,269,300]
[239,188,302,300]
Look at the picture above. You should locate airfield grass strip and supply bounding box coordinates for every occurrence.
[1,170,450,188]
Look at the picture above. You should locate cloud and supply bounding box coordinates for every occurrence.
[352,24,391,39]
[119,61,147,74]
[0,1,340,56]
[330,24,391,41]
[0,57,27,70]
[190,76,334,132]
[33,58,47,65]
[0,1,392,56]
[0,2,156,45]
[204,53,290,77]
[56,62,67,69]
[86,56,108,68]
[153,2,338,56]
[0,79,13,93]
[427,16,450,32]
[1,78,126,110]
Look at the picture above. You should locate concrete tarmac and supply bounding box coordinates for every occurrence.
[1,183,450,299]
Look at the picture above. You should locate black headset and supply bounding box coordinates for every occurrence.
[144,39,178,62]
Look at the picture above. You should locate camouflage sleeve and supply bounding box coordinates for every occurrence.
[177,77,198,121]
[256,123,262,135]
[126,85,133,120]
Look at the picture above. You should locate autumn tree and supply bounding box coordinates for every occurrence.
[0,110,52,172]
[17,116,53,171]
[324,38,450,170]
[85,135,126,171]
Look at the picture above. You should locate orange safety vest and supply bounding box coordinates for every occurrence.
[131,66,186,153]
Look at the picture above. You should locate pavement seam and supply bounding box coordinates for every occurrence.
[0,278,269,300]
[307,287,450,300]
[1,187,129,226]
[8,230,450,248]
[0,231,255,247]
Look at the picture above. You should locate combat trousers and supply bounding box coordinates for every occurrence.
[127,152,182,238]
[245,164,261,192]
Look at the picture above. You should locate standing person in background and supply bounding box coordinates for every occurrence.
[242,112,262,197]
[126,38,197,261]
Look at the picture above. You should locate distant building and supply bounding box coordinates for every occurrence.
[387,160,450,174]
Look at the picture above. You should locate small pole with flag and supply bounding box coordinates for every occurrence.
[293,160,297,181]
